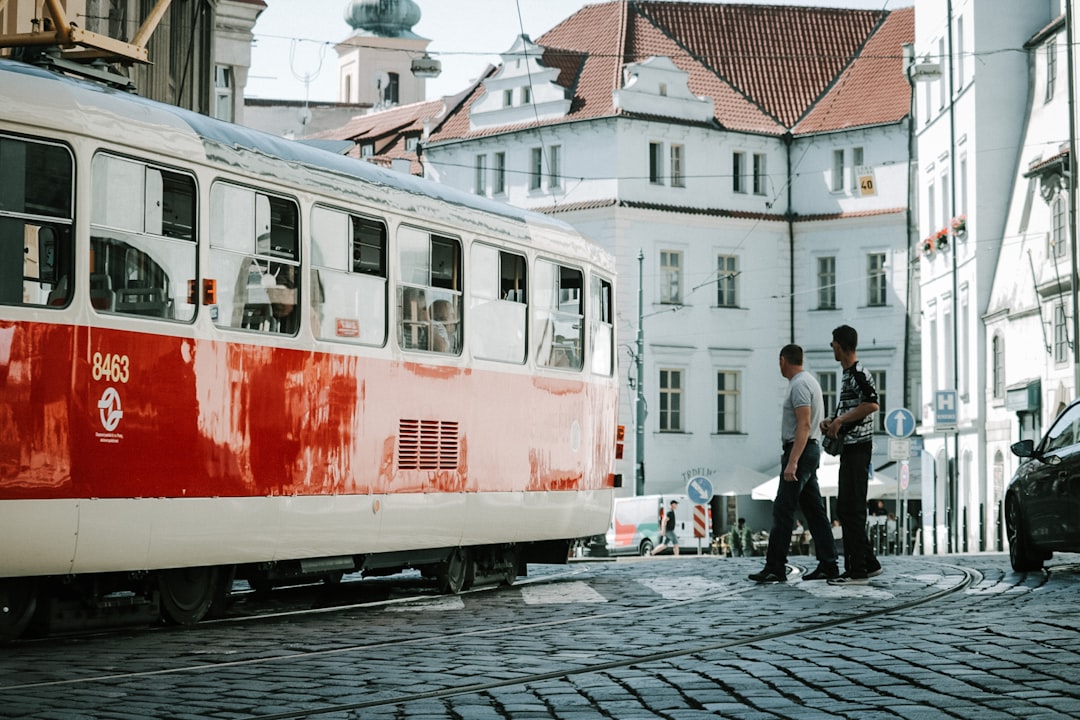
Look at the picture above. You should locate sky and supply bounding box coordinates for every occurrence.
[246,0,914,104]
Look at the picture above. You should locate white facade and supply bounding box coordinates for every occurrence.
[914,0,1061,555]
[425,38,910,501]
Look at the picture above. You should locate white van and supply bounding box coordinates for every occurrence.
[602,494,711,556]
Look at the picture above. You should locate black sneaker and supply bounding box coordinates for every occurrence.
[828,572,868,585]
[802,564,840,581]
[867,561,883,578]
[748,569,787,583]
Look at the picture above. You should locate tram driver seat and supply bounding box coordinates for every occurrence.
[89,273,115,311]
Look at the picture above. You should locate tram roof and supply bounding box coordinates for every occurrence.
[0,58,581,238]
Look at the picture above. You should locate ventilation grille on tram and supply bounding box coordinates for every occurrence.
[397,419,459,470]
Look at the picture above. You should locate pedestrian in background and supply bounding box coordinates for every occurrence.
[651,500,680,556]
[730,518,752,557]
[749,344,838,583]
[821,324,882,585]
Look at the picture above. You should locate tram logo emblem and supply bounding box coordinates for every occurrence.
[98,387,124,431]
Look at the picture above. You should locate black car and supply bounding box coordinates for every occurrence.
[1007,398,1080,571]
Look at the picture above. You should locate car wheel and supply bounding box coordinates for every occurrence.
[639,539,654,556]
[1006,496,1044,572]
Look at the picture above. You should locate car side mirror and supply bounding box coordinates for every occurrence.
[1010,439,1035,458]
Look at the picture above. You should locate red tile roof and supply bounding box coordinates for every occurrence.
[428,1,912,144]
[332,2,914,170]
[795,7,913,135]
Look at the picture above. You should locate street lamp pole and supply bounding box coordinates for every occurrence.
[946,0,961,554]
[635,249,646,496]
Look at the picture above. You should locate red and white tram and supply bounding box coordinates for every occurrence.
[0,58,619,639]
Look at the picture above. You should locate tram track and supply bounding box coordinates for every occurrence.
[243,560,983,720]
[0,558,987,720]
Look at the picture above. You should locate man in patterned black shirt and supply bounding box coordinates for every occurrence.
[820,325,882,585]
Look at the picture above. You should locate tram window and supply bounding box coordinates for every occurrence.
[470,243,526,363]
[209,182,301,335]
[534,259,583,370]
[310,205,387,346]
[590,275,614,376]
[397,226,461,355]
[0,135,73,307]
[89,154,197,321]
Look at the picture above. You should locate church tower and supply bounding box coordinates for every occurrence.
[336,0,440,108]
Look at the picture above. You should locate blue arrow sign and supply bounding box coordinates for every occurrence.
[885,407,916,438]
[686,476,714,505]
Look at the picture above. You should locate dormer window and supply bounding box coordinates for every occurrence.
[361,144,374,158]
[405,136,419,152]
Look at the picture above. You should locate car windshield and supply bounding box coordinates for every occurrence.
[1042,402,1080,455]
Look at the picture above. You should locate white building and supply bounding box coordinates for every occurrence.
[914,0,1061,556]
[415,2,915,524]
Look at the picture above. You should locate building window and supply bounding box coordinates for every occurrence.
[992,333,1004,400]
[1047,38,1057,103]
[930,315,939,393]
[867,253,886,306]
[732,152,745,193]
[493,152,506,195]
[817,256,836,309]
[1054,304,1069,364]
[361,144,374,158]
[659,369,683,432]
[716,371,740,433]
[927,180,936,238]
[474,154,487,195]
[850,146,864,191]
[752,153,767,195]
[503,89,513,107]
[818,371,837,416]
[384,72,399,105]
[959,156,968,217]
[1052,195,1067,258]
[871,370,887,433]
[522,86,531,104]
[670,144,684,188]
[548,145,561,190]
[214,65,233,122]
[717,254,738,307]
[938,38,947,109]
[405,136,419,151]
[940,171,949,229]
[660,250,682,304]
[530,147,542,190]
[649,142,664,184]
[832,149,844,192]
[955,16,965,87]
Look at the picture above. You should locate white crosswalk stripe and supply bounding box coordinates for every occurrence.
[385,595,466,611]
[520,581,608,604]
[637,574,728,601]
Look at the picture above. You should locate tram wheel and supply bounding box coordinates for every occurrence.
[0,578,38,642]
[158,566,222,625]
[438,548,468,594]
[501,547,518,587]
